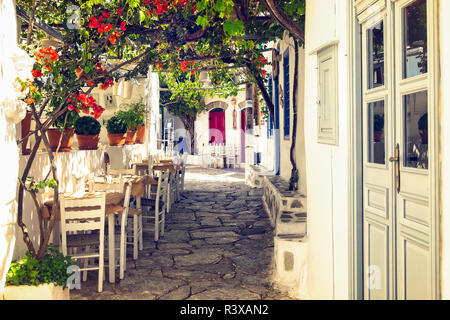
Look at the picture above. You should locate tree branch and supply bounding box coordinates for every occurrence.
[261,0,305,42]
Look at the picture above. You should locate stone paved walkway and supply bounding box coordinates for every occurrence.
[71,166,293,300]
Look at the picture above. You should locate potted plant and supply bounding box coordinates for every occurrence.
[116,109,141,145]
[127,103,146,144]
[46,110,79,152]
[373,114,384,142]
[4,245,75,300]
[74,116,101,150]
[106,115,127,146]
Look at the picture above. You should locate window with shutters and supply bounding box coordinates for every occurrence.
[317,44,339,145]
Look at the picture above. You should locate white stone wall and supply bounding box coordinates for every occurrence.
[302,0,350,299]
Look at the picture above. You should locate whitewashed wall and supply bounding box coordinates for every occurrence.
[439,0,450,300]
[303,0,350,299]
[0,0,34,297]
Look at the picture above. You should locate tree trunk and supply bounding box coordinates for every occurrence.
[261,0,305,42]
[289,38,299,190]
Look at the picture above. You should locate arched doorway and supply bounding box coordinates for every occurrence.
[209,108,226,144]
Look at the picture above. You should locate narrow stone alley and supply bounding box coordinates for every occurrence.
[71,166,293,300]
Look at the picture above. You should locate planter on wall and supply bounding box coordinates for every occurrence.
[125,130,136,145]
[107,133,126,146]
[4,283,70,300]
[47,128,75,152]
[135,125,145,144]
[76,134,100,150]
[21,111,32,155]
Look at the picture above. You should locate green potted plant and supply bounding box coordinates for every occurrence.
[373,114,384,142]
[106,115,127,146]
[127,103,146,144]
[4,245,75,300]
[116,109,141,145]
[74,116,101,150]
[46,110,79,152]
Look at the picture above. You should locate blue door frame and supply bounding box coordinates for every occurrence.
[274,74,280,175]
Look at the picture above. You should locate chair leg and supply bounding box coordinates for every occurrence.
[83,246,89,282]
[154,200,159,242]
[138,215,143,251]
[120,213,126,280]
[133,215,138,260]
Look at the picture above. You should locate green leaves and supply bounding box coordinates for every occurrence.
[6,246,75,287]
[27,177,58,194]
[223,19,244,36]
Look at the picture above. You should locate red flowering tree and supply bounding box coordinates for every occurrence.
[15,0,305,259]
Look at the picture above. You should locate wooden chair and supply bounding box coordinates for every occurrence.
[91,179,131,280]
[60,192,106,293]
[140,170,169,242]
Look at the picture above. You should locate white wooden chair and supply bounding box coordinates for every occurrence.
[91,179,130,280]
[209,144,216,168]
[226,144,237,168]
[140,170,169,242]
[101,170,143,262]
[60,192,106,293]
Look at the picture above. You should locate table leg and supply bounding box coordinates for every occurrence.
[108,214,115,283]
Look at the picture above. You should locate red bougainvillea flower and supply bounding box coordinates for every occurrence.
[88,17,100,28]
[116,8,123,15]
[261,69,267,77]
[98,16,104,23]
[180,61,189,72]
[259,56,268,65]
[157,62,163,69]
[99,78,114,90]
[25,98,35,105]
[31,69,43,77]
[92,105,105,119]
[109,35,117,45]
[190,71,195,75]
[67,104,74,111]
[190,4,197,15]
[75,67,83,79]
[45,65,53,72]
[102,12,110,18]
[119,21,127,31]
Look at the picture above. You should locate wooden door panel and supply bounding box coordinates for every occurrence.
[364,218,391,300]
[397,231,432,300]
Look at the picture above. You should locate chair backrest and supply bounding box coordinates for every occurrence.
[60,192,106,255]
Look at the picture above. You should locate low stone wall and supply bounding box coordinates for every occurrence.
[246,165,274,189]
[261,175,308,299]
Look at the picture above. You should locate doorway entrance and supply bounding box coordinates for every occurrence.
[359,0,438,299]
[209,108,225,144]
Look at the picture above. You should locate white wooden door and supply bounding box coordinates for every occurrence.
[361,0,437,300]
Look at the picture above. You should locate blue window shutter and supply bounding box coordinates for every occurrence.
[268,77,273,138]
[283,49,290,138]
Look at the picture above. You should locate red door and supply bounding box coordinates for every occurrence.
[209,109,226,144]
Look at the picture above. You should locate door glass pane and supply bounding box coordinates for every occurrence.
[404,91,428,169]
[368,21,384,89]
[368,100,385,164]
[403,0,427,78]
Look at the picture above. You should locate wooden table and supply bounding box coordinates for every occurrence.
[41,175,157,283]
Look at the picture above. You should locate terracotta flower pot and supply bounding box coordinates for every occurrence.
[76,134,100,150]
[107,133,126,146]
[135,125,145,144]
[21,111,32,155]
[47,128,75,152]
[125,130,136,145]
